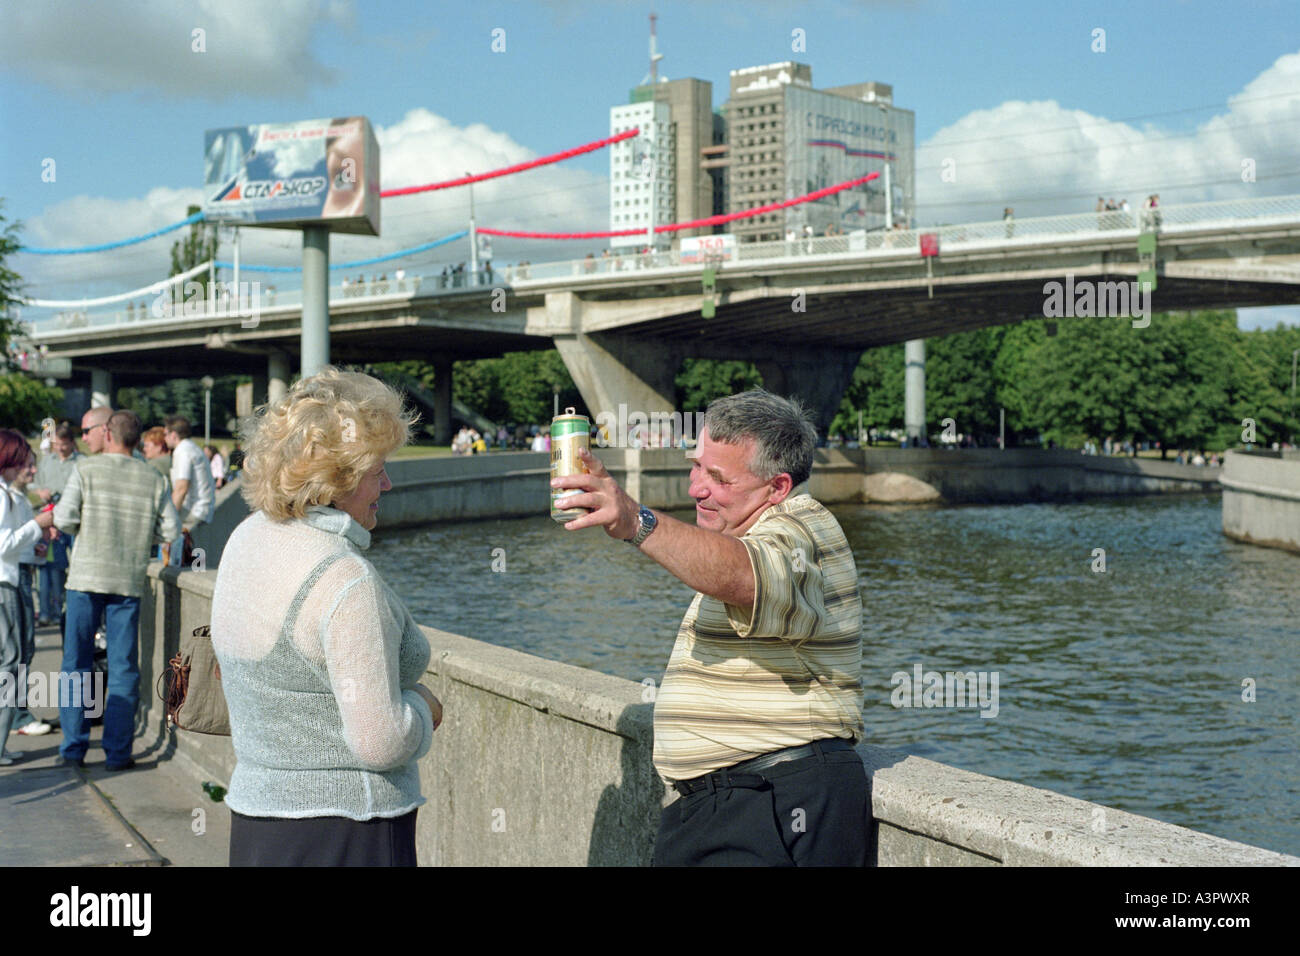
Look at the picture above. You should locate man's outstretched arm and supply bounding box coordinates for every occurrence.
[552,448,755,609]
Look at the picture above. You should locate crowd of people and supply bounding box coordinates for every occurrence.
[1091,194,1162,230]
[0,410,228,770]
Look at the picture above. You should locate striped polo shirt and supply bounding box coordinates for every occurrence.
[652,491,864,783]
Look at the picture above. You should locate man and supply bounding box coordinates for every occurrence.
[55,410,181,770]
[32,421,84,627]
[163,415,215,532]
[553,389,869,865]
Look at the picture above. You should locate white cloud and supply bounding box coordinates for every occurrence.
[0,0,349,98]
[916,49,1300,223]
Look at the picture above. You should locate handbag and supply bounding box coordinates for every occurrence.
[157,624,231,736]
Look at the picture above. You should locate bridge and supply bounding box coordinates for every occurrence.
[22,193,1300,435]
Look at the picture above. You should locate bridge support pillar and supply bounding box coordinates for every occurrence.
[548,292,682,431]
[90,369,113,409]
[753,349,861,438]
[554,332,682,429]
[268,351,290,406]
[251,373,268,408]
[904,338,926,445]
[433,358,452,445]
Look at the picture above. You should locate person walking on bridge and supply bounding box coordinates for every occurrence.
[552,389,869,866]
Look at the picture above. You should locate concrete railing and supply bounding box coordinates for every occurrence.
[856,447,1221,503]
[367,448,1221,528]
[137,564,1297,866]
[1220,449,1300,553]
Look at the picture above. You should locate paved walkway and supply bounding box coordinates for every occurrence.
[0,623,229,866]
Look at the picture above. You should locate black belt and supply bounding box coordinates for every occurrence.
[672,738,856,797]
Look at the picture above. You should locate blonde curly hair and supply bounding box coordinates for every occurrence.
[240,366,418,521]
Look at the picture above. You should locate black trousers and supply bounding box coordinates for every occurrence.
[229,809,419,867]
[654,745,872,866]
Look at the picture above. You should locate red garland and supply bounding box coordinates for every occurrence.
[380,129,642,199]
[478,171,880,239]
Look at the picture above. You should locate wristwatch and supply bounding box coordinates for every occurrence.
[626,505,658,547]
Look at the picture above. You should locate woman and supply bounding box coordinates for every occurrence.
[211,368,442,865]
[0,431,56,765]
[140,427,171,479]
[203,444,225,489]
[11,446,52,737]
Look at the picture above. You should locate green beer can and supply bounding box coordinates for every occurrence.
[550,407,590,522]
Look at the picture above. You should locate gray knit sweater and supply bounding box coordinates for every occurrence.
[210,506,434,820]
[53,452,181,597]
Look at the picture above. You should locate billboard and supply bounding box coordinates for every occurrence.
[202,116,380,236]
[783,87,915,235]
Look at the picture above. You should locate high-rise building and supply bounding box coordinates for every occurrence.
[609,77,717,250]
[721,61,915,243]
[609,99,675,250]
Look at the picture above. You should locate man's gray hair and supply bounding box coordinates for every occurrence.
[704,388,817,486]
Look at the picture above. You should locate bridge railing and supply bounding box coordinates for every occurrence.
[505,193,1300,282]
[23,193,1300,337]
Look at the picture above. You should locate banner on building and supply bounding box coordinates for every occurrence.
[680,233,737,263]
[784,87,914,236]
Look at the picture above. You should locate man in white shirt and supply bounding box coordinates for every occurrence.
[163,416,215,531]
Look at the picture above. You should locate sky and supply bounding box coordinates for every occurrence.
[1,0,1298,328]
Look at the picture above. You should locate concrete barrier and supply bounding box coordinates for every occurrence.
[189,477,251,569]
[367,448,1217,529]
[1221,449,1300,553]
[857,448,1220,503]
[137,564,1296,866]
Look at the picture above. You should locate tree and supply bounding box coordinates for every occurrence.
[675,359,762,413]
[992,319,1050,445]
[925,327,1002,441]
[832,345,903,440]
[0,199,27,362]
[169,204,216,298]
[115,376,244,437]
[0,200,64,432]
[0,374,63,433]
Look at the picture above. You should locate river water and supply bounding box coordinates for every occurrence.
[368,493,1299,857]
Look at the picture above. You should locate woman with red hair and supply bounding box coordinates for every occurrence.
[0,429,56,765]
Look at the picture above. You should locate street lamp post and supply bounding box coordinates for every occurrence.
[201,375,215,447]
[877,104,892,230]
[1291,347,1299,447]
[467,172,478,287]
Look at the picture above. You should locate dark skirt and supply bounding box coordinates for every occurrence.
[229,809,419,867]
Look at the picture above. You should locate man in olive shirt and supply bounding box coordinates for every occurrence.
[552,389,869,866]
[55,410,181,770]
